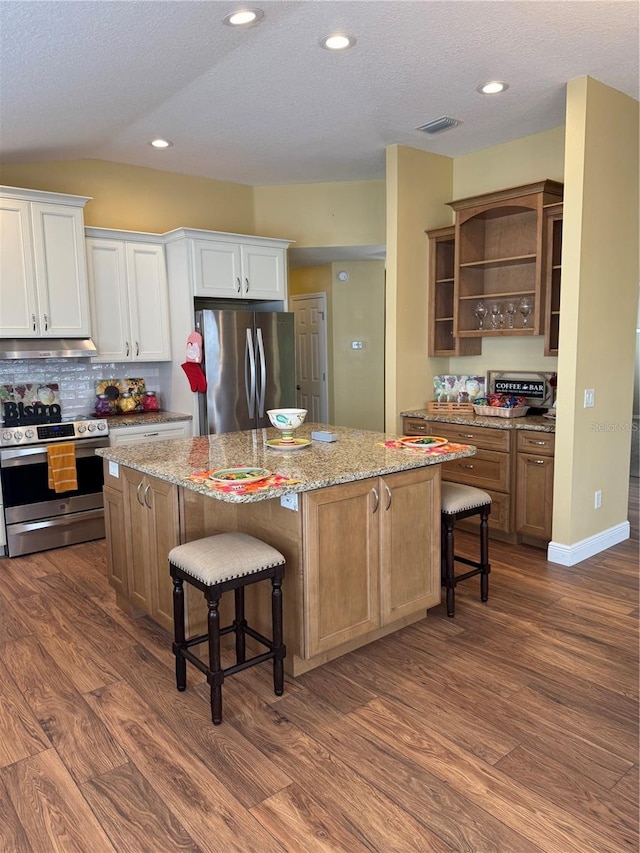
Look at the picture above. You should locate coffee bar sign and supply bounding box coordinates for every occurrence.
[487,371,556,408]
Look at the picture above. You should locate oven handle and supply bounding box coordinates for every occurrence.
[0,439,109,467]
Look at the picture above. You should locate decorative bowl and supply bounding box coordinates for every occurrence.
[267,408,307,442]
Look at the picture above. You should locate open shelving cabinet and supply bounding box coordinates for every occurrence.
[543,201,563,355]
[448,180,564,339]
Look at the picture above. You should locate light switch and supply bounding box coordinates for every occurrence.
[351,341,363,350]
[584,388,595,408]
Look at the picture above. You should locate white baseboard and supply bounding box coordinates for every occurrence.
[547,521,630,566]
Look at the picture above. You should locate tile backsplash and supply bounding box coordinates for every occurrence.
[0,359,163,422]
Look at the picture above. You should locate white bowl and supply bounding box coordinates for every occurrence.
[267,408,307,430]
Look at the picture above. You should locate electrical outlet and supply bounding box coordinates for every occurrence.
[594,489,602,509]
[584,388,595,408]
[280,493,299,511]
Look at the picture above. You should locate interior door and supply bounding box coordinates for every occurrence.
[291,294,328,424]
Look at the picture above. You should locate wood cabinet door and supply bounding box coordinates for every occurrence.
[125,242,171,361]
[0,198,38,336]
[146,476,180,632]
[379,468,440,624]
[303,479,380,657]
[122,467,153,613]
[31,202,90,336]
[516,453,554,540]
[103,485,127,597]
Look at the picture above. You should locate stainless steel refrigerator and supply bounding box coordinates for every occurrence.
[195,308,296,434]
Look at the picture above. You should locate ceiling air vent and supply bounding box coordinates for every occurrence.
[416,116,460,134]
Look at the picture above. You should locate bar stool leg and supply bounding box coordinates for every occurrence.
[271,574,285,696]
[443,516,456,617]
[233,587,246,664]
[207,591,224,725]
[172,574,187,691]
[480,507,490,603]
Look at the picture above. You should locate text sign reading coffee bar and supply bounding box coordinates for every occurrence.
[494,380,545,399]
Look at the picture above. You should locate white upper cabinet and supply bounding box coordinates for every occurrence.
[0,187,92,338]
[164,229,292,301]
[86,229,171,362]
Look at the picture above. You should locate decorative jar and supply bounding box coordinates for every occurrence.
[94,394,112,416]
[118,392,136,413]
[142,391,160,412]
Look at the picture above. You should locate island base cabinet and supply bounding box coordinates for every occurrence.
[303,468,440,660]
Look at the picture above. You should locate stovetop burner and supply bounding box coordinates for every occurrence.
[0,417,109,448]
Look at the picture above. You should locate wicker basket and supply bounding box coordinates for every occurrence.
[427,401,475,414]
[473,405,529,418]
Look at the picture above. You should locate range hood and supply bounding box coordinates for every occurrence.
[0,338,98,359]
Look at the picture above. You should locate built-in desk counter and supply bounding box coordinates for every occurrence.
[97,423,475,675]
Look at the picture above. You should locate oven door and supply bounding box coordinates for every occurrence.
[0,437,108,556]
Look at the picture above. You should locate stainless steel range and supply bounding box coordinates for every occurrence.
[0,418,109,557]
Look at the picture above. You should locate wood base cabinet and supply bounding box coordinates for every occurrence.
[303,468,440,659]
[515,431,555,541]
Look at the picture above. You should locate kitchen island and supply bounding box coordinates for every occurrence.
[97,423,475,676]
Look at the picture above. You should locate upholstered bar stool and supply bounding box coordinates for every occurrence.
[169,532,286,725]
[441,483,491,617]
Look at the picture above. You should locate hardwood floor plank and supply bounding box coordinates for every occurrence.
[0,593,34,645]
[0,554,48,600]
[0,636,128,784]
[352,696,633,853]
[250,784,374,853]
[108,641,293,809]
[1,749,117,852]
[82,762,202,853]
[0,777,32,852]
[85,679,286,852]
[11,591,122,694]
[0,658,49,768]
[40,543,112,599]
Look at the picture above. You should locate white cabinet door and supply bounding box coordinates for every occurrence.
[241,243,286,300]
[87,234,171,362]
[192,239,242,297]
[0,194,90,337]
[126,243,171,361]
[0,198,38,336]
[31,203,91,336]
[87,238,131,361]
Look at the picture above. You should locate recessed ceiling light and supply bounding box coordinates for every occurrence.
[478,81,509,95]
[320,34,356,51]
[223,9,264,26]
[149,139,173,149]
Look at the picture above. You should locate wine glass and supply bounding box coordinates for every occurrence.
[519,296,533,328]
[474,300,488,330]
[505,300,517,329]
[489,300,501,330]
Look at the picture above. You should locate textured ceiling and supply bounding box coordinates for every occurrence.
[0,1,638,187]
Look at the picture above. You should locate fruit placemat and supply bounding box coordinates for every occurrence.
[380,439,472,455]
[188,470,301,495]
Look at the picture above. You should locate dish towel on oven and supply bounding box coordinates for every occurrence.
[47,443,78,493]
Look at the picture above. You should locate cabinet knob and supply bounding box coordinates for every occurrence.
[144,483,152,508]
[533,440,547,445]
[135,341,139,357]
[458,433,475,439]
[136,480,145,505]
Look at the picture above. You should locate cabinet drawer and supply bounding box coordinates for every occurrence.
[453,489,511,536]
[422,421,510,452]
[441,449,510,492]
[516,430,555,456]
[109,420,192,446]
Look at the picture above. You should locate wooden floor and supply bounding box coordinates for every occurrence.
[1,481,638,852]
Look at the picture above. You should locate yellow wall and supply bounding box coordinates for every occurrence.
[331,260,385,431]
[385,145,453,432]
[253,180,385,247]
[554,77,639,544]
[0,159,254,233]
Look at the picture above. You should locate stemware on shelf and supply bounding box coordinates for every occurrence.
[489,300,502,330]
[505,300,517,329]
[474,300,488,330]
[519,296,533,328]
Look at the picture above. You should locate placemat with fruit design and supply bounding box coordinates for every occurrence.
[188,470,301,495]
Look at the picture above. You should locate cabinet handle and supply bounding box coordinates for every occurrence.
[532,440,547,446]
[136,480,145,505]
[43,313,48,331]
[384,483,392,511]
[528,459,546,465]
[458,433,475,439]
[414,424,427,433]
[143,432,160,438]
[144,483,152,508]
[245,277,250,293]
[459,463,475,469]
[31,314,37,332]
[236,277,242,293]
[126,341,130,357]
[371,487,379,513]
[135,341,139,356]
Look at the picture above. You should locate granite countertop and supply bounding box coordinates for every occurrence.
[401,409,556,433]
[104,411,192,429]
[96,422,476,503]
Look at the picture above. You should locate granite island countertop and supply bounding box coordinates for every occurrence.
[401,409,556,433]
[96,422,476,503]
[104,410,192,429]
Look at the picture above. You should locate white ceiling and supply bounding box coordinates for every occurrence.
[1,1,638,188]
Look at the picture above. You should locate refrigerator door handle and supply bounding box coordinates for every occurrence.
[245,328,256,418]
[256,327,267,417]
